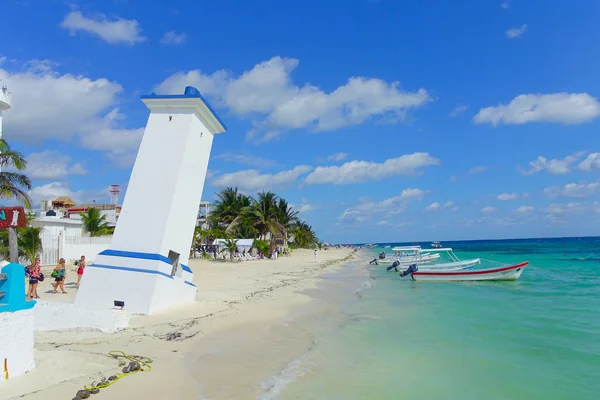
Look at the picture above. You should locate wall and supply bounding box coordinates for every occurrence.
[61,235,112,263]
[0,308,35,380]
[33,301,129,333]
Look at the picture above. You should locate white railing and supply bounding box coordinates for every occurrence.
[65,236,112,246]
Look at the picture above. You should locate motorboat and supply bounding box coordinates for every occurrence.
[404,261,529,281]
[431,241,442,248]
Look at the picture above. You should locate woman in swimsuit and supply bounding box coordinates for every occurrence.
[52,258,67,294]
[27,257,42,299]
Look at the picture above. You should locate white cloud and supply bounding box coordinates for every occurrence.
[425,202,440,212]
[578,153,600,172]
[339,188,426,223]
[293,198,315,214]
[482,206,496,213]
[425,201,457,212]
[498,192,519,201]
[543,202,588,223]
[26,150,88,180]
[377,220,389,226]
[304,152,440,185]
[60,11,146,45]
[160,31,186,45]
[155,56,432,142]
[474,93,600,126]
[544,181,600,198]
[449,105,468,117]
[0,61,143,167]
[521,151,586,175]
[468,166,489,174]
[211,165,312,192]
[78,109,144,169]
[327,152,348,162]
[515,205,535,213]
[0,61,123,144]
[213,152,277,167]
[28,182,110,208]
[444,201,458,212]
[506,24,528,39]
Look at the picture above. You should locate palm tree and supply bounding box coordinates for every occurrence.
[275,198,298,245]
[18,226,43,266]
[291,221,318,248]
[219,237,238,261]
[211,187,251,234]
[80,207,111,237]
[246,191,283,244]
[0,139,32,208]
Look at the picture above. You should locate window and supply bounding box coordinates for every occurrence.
[168,250,180,277]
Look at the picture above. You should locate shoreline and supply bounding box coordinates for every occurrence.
[3,248,360,400]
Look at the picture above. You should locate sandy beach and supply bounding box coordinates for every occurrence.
[2,248,356,400]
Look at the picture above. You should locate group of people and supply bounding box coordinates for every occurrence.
[25,255,86,299]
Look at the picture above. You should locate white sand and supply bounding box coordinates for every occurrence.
[3,248,356,400]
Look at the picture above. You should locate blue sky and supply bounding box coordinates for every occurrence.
[1,0,600,243]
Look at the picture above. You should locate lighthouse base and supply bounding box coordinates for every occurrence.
[75,249,197,315]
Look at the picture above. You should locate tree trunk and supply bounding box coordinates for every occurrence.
[8,227,18,263]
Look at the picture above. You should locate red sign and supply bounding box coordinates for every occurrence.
[0,207,27,229]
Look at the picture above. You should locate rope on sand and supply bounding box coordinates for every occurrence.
[72,351,152,399]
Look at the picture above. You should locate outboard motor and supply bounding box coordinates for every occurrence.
[386,260,400,271]
[378,252,386,260]
[400,264,418,277]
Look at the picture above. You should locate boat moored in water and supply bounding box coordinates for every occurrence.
[407,261,529,281]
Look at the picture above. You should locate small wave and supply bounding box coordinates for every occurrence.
[564,257,600,262]
[257,353,317,400]
[354,280,374,298]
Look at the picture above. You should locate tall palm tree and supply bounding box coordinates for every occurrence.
[80,207,111,237]
[276,198,298,238]
[0,139,32,208]
[247,191,283,243]
[211,187,251,234]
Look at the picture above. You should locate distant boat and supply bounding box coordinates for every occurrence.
[408,262,529,281]
[431,241,442,248]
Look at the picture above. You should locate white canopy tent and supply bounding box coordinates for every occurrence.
[212,238,255,253]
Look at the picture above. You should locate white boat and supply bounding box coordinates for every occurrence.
[383,247,480,271]
[431,241,442,248]
[378,246,440,265]
[409,262,529,281]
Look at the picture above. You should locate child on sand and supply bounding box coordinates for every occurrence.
[77,255,86,287]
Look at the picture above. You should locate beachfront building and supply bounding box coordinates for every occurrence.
[33,197,117,265]
[197,201,210,229]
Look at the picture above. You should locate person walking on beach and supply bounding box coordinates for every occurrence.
[27,257,42,299]
[51,258,67,294]
[76,255,86,287]
[314,248,319,264]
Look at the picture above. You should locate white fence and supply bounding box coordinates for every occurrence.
[40,234,112,265]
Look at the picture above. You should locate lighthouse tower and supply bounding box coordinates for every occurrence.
[75,86,226,315]
[0,81,11,172]
[0,80,11,138]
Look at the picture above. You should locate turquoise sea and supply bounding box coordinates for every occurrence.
[261,237,600,400]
